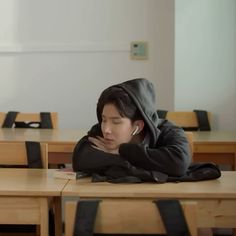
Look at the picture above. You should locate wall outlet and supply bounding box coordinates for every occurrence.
[130,41,148,60]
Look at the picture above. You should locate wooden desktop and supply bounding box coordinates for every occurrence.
[0,129,236,169]
[62,171,236,235]
[0,168,68,236]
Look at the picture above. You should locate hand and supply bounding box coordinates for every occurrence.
[88,136,119,154]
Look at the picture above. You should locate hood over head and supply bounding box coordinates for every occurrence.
[97,78,160,146]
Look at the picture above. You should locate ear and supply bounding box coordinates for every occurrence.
[133,120,145,133]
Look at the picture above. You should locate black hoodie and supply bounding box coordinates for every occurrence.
[73,78,192,182]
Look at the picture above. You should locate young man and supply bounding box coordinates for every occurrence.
[73,78,191,182]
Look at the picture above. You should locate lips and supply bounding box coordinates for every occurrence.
[104,138,114,142]
[103,138,115,145]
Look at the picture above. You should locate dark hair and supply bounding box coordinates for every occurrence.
[96,86,142,123]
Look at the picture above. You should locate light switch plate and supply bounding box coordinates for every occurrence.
[130,41,148,60]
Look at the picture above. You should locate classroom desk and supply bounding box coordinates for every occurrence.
[193,131,236,170]
[0,128,86,165]
[0,129,236,169]
[0,168,68,236]
[62,171,236,234]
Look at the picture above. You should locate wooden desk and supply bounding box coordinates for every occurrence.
[1,129,236,169]
[193,131,236,170]
[62,171,236,234]
[0,128,86,165]
[0,168,68,236]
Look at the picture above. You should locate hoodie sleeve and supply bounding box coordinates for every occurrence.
[72,135,128,173]
[119,125,191,177]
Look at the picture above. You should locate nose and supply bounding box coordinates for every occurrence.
[103,123,112,134]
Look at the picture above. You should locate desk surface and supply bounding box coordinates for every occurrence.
[62,171,236,199]
[0,168,68,196]
[1,129,236,167]
[193,131,236,143]
[0,128,86,144]
[1,128,236,143]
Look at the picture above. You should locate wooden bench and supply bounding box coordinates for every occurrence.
[65,199,197,236]
[158,110,211,131]
[0,112,58,129]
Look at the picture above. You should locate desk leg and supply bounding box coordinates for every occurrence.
[40,198,49,236]
[54,197,62,236]
[234,152,236,171]
[233,228,236,236]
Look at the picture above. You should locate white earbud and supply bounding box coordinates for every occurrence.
[132,126,139,136]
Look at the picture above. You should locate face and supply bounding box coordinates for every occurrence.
[101,103,135,150]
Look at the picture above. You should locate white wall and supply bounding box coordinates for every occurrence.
[1,0,235,131]
[0,0,175,129]
[175,0,236,130]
